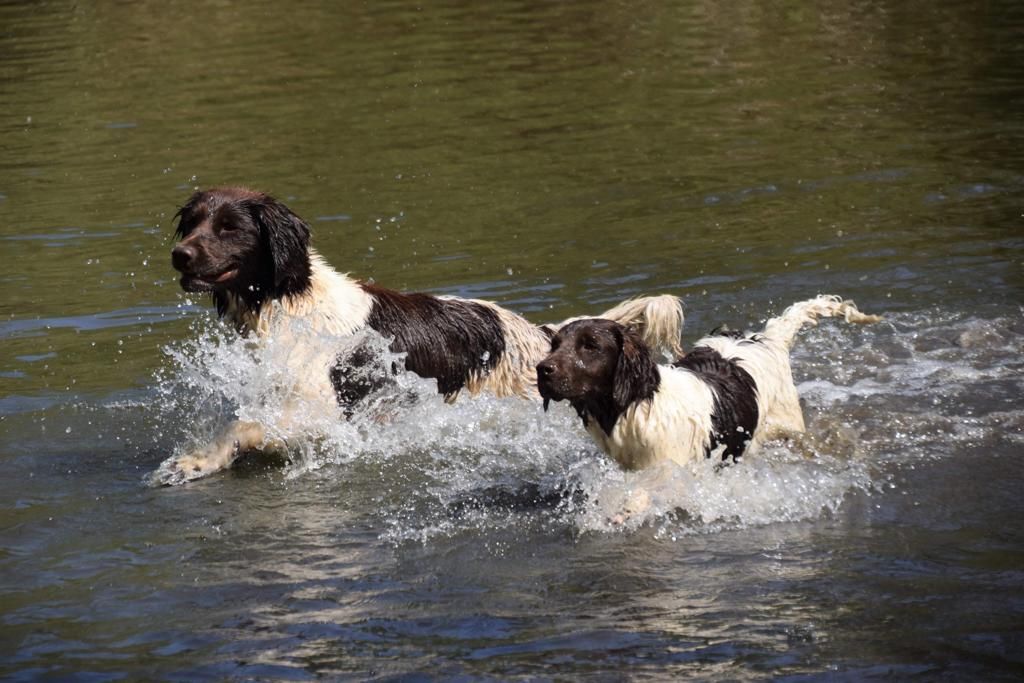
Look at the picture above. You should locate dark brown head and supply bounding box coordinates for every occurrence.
[536,318,660,435]
[171,187,312,315]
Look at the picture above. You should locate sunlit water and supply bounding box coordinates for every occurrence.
[2,0,1023,679]
[154,315,882,537]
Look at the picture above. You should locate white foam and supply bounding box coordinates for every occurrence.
[151,307,1022,538]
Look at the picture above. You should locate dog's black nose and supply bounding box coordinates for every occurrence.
[171,244,196,272]
[537,360,555,378]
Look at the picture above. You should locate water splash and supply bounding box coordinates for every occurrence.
[148,307,1022,539]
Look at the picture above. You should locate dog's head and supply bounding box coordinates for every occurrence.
[536,318,660,433]
[171,187,312,309]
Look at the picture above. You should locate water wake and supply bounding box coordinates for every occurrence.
[148,307,1022,537]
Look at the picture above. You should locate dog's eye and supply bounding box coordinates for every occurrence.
[581,339,599,352]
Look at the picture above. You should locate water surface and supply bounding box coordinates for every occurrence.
[1,0,1022,679]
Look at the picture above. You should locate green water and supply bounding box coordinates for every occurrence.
[1,1,1022,679]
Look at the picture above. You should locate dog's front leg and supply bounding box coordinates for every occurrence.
[149,420,268,486]
[609,488,653,526]
[607,461,679,526]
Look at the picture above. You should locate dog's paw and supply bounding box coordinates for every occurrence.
[145,452,222,487]
[608,489,653,527]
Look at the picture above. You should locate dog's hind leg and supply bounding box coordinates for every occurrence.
[149,420,273,486]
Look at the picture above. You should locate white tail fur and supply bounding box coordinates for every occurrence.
[554,295,685,359]
[763,295,881,350]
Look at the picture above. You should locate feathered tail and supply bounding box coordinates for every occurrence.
[762,295,881,350]
[554,294,685,359]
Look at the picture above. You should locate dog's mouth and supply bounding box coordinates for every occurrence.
[536,377,567,411]
[179,268,239,292]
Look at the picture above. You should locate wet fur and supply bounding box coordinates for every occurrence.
[361,284,507,399]
[537,296,880,472]
[672,347,759,462]
[154,187,686,484]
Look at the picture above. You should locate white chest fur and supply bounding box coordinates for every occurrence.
[587,367,719,470]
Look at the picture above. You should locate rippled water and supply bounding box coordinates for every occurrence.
[2,0,1022,679]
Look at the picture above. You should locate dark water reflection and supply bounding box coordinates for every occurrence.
[1,0,1023,679]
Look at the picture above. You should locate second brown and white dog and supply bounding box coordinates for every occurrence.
[151,187,685,485]
[536,296,881,480]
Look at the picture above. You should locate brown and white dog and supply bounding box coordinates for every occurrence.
[152,187,685,484]
[536,296,880,477]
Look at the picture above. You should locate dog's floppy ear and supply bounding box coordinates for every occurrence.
[173,191,204,239]
[248,195,312,295]
[612,324,659,410]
